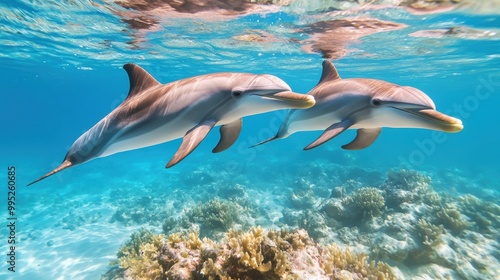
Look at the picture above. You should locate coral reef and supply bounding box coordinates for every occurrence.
[383,169,431,190]
[343,187,386,219]
[107,172,255,239]
[280,208,333,240]
[208,226,286,279]
[321,243,395,280]
[111,227,396,280]
[161,196,256,240]
[321,186,385,225]
[457,194,500,234]
[416,219,445,249]
[114,229,166,279]
[183,198,245,237]
[435,203,470,234]
[158,231,208,280]
[104,165,500,280]
[381,169,432,209]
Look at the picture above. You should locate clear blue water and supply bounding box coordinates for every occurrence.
[1,1,499,279]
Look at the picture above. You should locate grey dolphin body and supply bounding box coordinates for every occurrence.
[28,64,315,185]
[255,60,463,150]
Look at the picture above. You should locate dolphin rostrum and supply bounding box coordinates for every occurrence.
[28,64,315,186]
[253,60,463,150]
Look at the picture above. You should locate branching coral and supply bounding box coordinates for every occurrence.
[458,194,500,234]
[321,186,386,227]
[226,227,274,275]
[435,203,470,234]
[321,244,396,280]
[158,230,214,279]
[207,227,394,279]
[184,198,243,237]
[384,169,431,191]
[115,229,165,280]
[161,195,256,239]
[343,187,386,219]
[416,219,445,248]
[162,216,177,233]
[382,169,431,209]
[112,227,396,280]
[166,226,293,279]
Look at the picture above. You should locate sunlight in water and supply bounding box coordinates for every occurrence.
[0,1,499,280]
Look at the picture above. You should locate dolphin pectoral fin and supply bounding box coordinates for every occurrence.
[342,128,381,150]
[304,119,354,150]
[166,119,217,168]
[212,118,242,153]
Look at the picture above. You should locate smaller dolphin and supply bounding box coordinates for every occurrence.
[253,60,463,150]
[28,64,315,186]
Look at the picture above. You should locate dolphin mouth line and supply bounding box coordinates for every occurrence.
[391,106,463,132]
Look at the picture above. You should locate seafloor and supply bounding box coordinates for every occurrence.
[100,158,499,280]
[18,149,498,280]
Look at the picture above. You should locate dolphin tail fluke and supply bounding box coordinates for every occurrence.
[27,159,73,186]
[249,134,280,148]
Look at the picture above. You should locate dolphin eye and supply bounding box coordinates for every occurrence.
[371,98,382,107]
[232,90,244,98]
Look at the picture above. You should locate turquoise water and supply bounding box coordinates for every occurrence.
[1,1,499,279]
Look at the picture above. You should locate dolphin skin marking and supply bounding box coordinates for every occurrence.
[28,64,315,186]
[254,60,463,150]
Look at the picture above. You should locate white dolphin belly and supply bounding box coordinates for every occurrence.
[285,110,342,136]
[99,114,197,158]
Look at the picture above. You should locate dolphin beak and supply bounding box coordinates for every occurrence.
[399,108,464,133]
[262,91,316,109]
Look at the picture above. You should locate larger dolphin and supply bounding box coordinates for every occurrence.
[28,64,315,186]
[254,60,463,150]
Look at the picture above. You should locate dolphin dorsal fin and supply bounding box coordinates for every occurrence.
[317,60,341,85]
[123,63,161,99]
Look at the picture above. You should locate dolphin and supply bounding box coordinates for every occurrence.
[253,60,463,150]
[28,64,315,186]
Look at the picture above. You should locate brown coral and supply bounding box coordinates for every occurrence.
[113,227,396,279]
[321,244,396,280]
[343,187,386,219]
[435,204,470,234]
[116,229,166,280]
